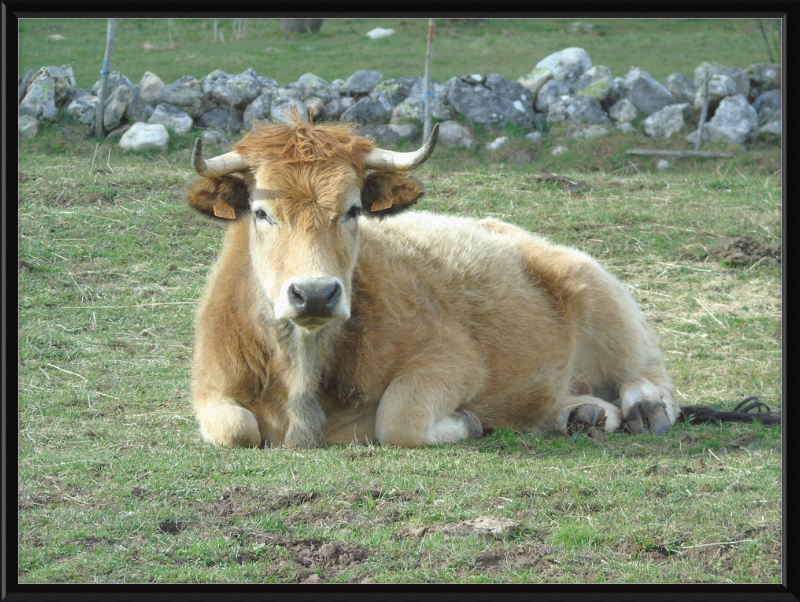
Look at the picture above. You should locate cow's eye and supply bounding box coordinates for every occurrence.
[345,205,362,221]
[254,209,273,224]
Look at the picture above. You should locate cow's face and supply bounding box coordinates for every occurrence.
[249,161,363,332]
[186,120,438,333]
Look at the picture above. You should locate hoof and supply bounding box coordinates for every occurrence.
[567,404,607,440]
[455,409,484,439]
[624,400,670,435]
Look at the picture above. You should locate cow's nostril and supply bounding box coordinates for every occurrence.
[288,279,342,316]
[325,282,341,309]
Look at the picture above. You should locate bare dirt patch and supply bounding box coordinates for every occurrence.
[698,235,781,266]
[224,528,370,582]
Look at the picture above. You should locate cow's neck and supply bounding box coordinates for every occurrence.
[267,319,342,447]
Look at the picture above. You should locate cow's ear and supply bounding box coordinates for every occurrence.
[361,171,424,218]
[186,174,251,221]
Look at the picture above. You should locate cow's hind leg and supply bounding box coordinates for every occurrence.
[194,396,262,448]
[620,377,673,435]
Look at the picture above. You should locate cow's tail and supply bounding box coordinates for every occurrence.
[679,397,781,426]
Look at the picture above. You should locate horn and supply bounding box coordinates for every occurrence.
[192,138,249,178]
[363,123,439,171]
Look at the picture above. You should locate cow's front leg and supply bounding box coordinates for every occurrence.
[283,391,327,448]
[194,396,262,448]
[374,340,486,448]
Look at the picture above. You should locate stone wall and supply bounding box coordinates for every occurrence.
[18,47,781,153]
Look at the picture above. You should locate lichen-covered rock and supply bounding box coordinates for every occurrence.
[161,76,209,118]
[745,62,780,101]
[203,68,276,110]
[517,66,554,98]
[66,95,98,126]
[576,66,613,101]
[103,84,133,130]
[693,62,750,112]
[196,106,244,131]
[535,79,571,113]
[533,47,592,88]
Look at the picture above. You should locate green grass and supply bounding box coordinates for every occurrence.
[17,17,781,586]
[19,18,779,90]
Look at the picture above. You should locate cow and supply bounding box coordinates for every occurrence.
[185,116,681,449]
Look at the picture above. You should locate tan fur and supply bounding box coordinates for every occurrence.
[188,121,678,448]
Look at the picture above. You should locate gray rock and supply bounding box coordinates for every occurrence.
[104,84,133,129]
[753,88,781,113]
[353,123,420,145]
[341,96,393,126]
[621,67,677,115]
[446,74,534,129]
[296,72,330,100]
[20,65,77,121]
[437,120,475,148]
[525,130,543,143]
[688,94,757,145]
[91,71,133,98]
[19,115,40,138]
[616,122,638,134]
[486,136,508,150]
[643,103,691,139]
[323,97,355,121]
[199,130,229,147]
[243,93,272,131]
[759,114,781,138]
[203,68,276,110]
[570,124,611,139]
[119,122,169,151]
[576,65,613,101]
[534,47,592,88]
[664,73,695,104]
[66,95,98,126]
[160,77,209,119]
[196,106,244,131]
[19,83,57,121]
[270,99,309,126]
[608,97,638,123]
[345,70,383,96]
[148,103,193,135]
[303,97,327,120]
[373,76,420,106]
[517,67,554,98]
[693,62,750,112]
[535,79,571,113]
[390,81,452,123]
[138,71,165,104]
[124,88,154,123]
[656,159,671,171]
[548,94,611,125]
[745,62,781,101]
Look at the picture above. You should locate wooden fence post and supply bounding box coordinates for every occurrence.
[94,18,116,139]
[423,19,436,142]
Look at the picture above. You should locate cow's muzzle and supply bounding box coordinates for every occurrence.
[275,277,349,329]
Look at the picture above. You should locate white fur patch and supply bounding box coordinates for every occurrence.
[426,415,469,444]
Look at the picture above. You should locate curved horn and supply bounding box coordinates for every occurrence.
[363,123,439,171]
[192,138,249,178]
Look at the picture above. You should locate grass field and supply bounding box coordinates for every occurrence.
[16,17,782,586]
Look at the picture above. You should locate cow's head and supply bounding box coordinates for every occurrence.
[187,118,438,332]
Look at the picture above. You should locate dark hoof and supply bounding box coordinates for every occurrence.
[624,401,670,435]
[456,409,484,439]
[567,404,607,440]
